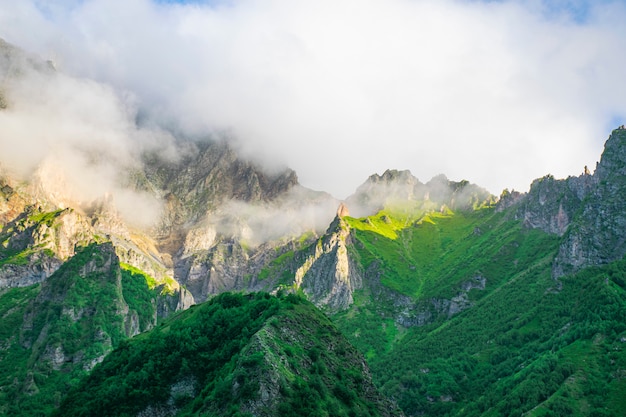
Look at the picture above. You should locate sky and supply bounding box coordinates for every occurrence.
[1,0,626,199]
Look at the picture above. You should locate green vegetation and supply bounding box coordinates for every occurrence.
[54,292,397,417]
[362,259,626,416]
[0,243,161,417]
[332,204,626,416]
[345,207,559,300]
[27,208,65,226]
[120,262,177,295]
[3,144,626,417]
[257,250,294,282]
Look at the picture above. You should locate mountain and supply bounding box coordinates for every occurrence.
[135,138,338,302]
[270,128,626,416]
[2,37,626,417]
[0,242,172,416]
[53,292,403,417]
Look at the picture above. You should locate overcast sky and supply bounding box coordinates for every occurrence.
[2,0,626,199]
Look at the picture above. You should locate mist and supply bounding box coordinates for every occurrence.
[2,0,626,200]
[0,42,166,227]
[207,186,339,247]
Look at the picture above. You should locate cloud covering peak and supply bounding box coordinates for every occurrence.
[2,0,626,198]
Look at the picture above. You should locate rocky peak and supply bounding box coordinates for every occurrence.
[594,126,626,182]
[425,174,494,211]
[138,138,299,254]
[370,169,419,185]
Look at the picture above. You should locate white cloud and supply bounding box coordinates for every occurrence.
[1,0,626,198]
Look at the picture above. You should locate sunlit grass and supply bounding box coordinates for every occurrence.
[120,262,178,295]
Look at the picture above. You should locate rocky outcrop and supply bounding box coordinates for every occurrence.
[0,206,94,288]
[512,173,595,236]
[0,251,62,288]
[175,239,252,300]
[294,215,363,310]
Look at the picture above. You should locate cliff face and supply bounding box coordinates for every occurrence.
[294,214,363,310]
[552,128,626,277]
[512,174,595,236]
[497,128,626,278]
[0,205,93,288]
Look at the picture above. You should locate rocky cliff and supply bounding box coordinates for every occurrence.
[293,208,363,310]
[552,127,626,276]
[495,127,626,278]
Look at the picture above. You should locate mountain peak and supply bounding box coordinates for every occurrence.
[368,169,419,185]
[594,126,626,182]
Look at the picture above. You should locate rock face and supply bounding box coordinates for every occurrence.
[294,215,363,310]
[0,206,94,288]
[499,128,626,278]
[552,128,626,277]
[506,173,595,237]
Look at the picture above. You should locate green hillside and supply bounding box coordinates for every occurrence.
[54,292,402,417]
[0,243,161,416]
[344,206,558,300]
[370,257,626,417]
[331,206,626,416]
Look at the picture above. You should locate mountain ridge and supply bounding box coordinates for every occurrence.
[3,37,626,417]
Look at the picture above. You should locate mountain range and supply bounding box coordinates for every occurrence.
[2,38,626,417]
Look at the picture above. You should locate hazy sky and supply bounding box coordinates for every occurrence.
[2,0,626,199]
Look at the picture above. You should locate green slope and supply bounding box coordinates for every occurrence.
[54,292,402,417]
[330,205,626,416]
[0,243,160,416]
[335,207,559,359]
[344,207,558,300]
[369,259,626,417]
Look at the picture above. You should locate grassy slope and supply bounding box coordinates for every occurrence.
[371,260,626,417]
[344,207,558,300]
[335,206,626,416]
[336,207,559,359]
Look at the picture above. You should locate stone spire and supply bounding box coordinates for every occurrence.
[337,202,350,218]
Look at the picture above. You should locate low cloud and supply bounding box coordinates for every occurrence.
[1,0,626,200]
[208,186,339,247]
[0,43,168,227]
